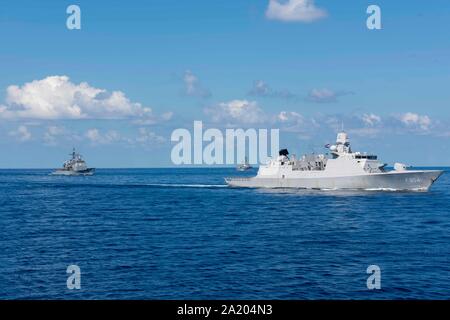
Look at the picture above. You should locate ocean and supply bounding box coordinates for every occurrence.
[0,168,449,299]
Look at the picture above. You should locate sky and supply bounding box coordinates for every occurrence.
[0,0,449,168]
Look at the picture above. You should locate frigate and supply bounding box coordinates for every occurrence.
[225,132,443,191]
[51,148,95,176]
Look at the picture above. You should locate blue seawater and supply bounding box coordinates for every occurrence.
[0,168,449,299]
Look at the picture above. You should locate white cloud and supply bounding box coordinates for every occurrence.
[278,111,303,123]
[436,131,450,138]
[84,127,165,146]
[361,113,381,126]
[266,0,327,23]
[136,128,166,145]
[47,126,65,136]
[183,70,210,98]
[348,127,381,138]
[205,99,266,125]
[399,112,431,130]
[276,111,318,133]
[248,80,295,99]
[306,88,352,103]
[43,126,66,145]
[8,125,32,142]
[249,80,272,96]
[161,112,174,121]
[184,70,197,95]
[85,128,122,145]
[277,111,289,122]
[0,75,156,120]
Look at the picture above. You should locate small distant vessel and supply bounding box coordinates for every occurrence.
[237,157,253,171]
[226,132,443,191]
[51,148,95,176]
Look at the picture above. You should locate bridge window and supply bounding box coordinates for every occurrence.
[355,155,377,160]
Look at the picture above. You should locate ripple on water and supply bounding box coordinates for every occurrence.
[0,168,449,299]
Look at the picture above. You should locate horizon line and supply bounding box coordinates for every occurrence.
[0,166,449,170]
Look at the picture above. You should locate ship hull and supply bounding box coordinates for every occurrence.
[51,168,95,176]
[225,170,444,191]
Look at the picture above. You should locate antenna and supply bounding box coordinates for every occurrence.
[341,121,344,132]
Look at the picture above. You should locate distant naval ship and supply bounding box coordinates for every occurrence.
[237,157,253,171]
[226,132,443,191]
[51,148,95,176]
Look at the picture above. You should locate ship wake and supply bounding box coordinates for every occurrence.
[145,183,228,189]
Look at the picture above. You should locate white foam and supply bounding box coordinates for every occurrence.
[364,188,399,191]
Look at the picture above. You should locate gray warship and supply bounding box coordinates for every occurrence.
[51,148,95,176]
[225,132,443,191]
